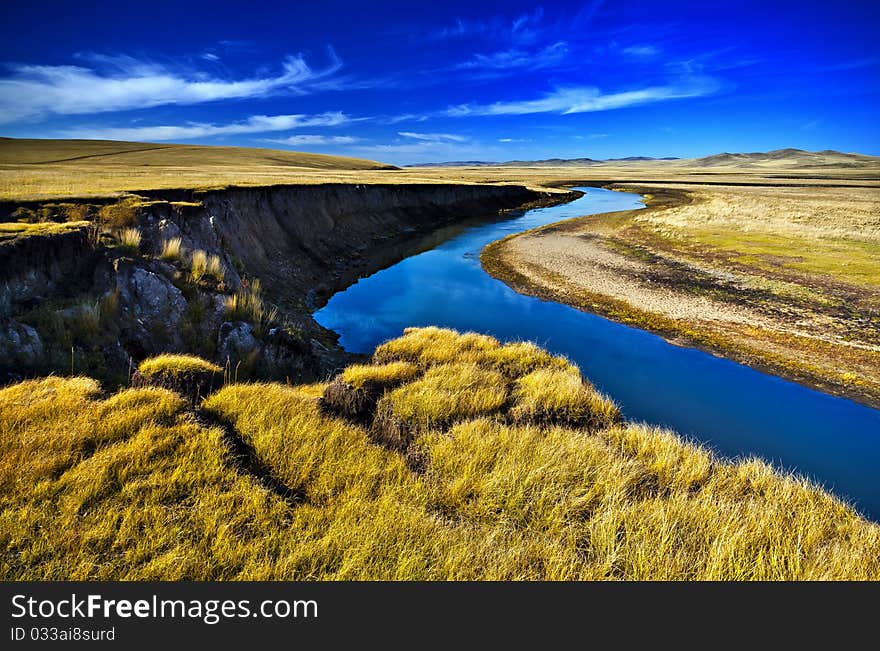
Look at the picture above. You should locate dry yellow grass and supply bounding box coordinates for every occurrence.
[223,281,277,334]
[189,249,224,283]
[4,138,877,202]
[511,367,620,429]
[138,354,223,378]
[341,361,421,389]
[134,354,223,403]
[117,227,141,253]
[0,138,395,200]
[159,236,185,262]
[379,362,507,425]
[1,329,878,580]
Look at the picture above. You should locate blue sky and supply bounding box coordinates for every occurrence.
[1,0,878,164]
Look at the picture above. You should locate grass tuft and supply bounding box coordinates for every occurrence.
[159,237,186,263]
[189,249,224,283]
[511,367,621,429]
[135,354,222,402]
[370,363,507,450]
[322,362,421,422]
[373,326,501,366]
[117,227,141,254]
[138,354,223,378]
[223,280,278,336]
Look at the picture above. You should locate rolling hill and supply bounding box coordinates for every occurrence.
[683,148,880,169]
[0,138,399,200]
[0,138,395,171]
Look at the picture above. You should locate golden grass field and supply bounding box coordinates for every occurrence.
[1,139,879,580]
[0,138,396,200]
[2,329,878,580]
[2,138,878,202]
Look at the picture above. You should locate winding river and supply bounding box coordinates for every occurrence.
[315,187,880,520]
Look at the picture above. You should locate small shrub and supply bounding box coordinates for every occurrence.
[62,204,91,223]
[98,200,139,230]
[117,227,141,255]
[160,237,186,262]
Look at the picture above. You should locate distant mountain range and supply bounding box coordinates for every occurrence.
[409,156,680,168]
[408,149,880,169]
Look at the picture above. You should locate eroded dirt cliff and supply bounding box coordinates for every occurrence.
[0,183,558,385]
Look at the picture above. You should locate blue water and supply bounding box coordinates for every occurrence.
[315,187,880,520]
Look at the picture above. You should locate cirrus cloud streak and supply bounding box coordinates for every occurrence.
[62,112,351,141]
[0,53,343,124]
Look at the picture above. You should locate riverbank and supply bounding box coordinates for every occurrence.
[1,181,565,385]
[482,183,880,408]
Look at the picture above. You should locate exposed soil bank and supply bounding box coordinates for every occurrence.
[0,182,562,384]
[482,183,880,408]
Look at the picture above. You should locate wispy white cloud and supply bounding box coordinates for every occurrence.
[444,78,719,117]
[0,52,343,123]
[62,112,351,141]
[622,44,659,57]
[453,42,569,72]
[398,131,467,142]
[819,57,880,72]
[498,138,529,143]
[201,53,220,62]
[430,7,547,45]
[384,113,430,125]
[431,18,485,40]
[509,7,546,45]
[266,134,359,146]
[349,138,497,165]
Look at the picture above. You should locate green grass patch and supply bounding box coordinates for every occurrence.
[679,227,880,289]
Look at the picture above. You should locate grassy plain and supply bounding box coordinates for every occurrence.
[3,138,878,202]
[2,330,877,580]
[0,138,395,200]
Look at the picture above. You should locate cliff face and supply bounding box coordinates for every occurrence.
[0,227,96,317]
[0,183,548,384]
[144,183,540,305]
